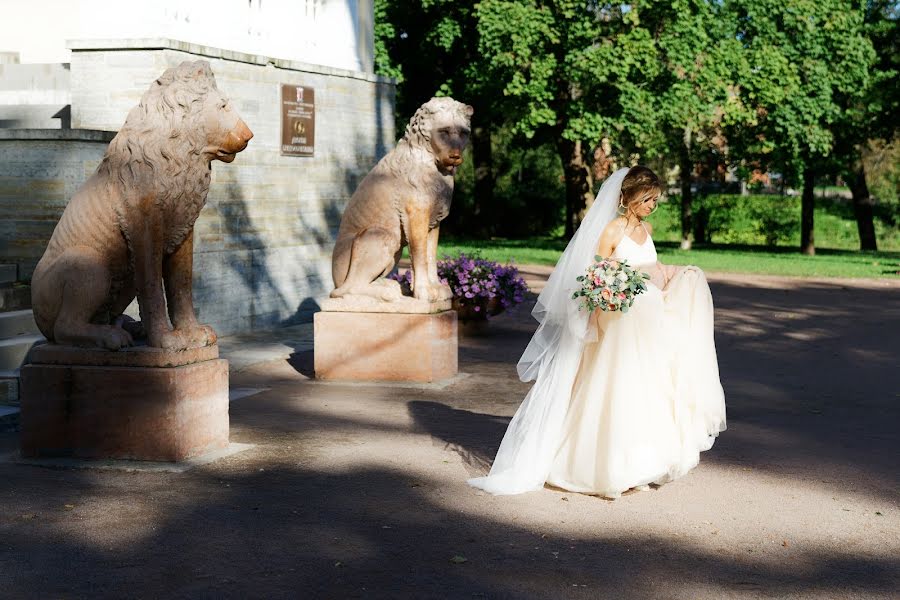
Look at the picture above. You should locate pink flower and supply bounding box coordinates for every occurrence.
[618,293,626,300]
[609,260,619,269]
[601,288,611,299]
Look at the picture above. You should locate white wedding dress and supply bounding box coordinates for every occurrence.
[545,230,726,496]
[468,167,726,497]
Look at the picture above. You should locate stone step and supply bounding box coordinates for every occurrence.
[0,334,44,371]
[0,309,39,338]
[0,285,31,311]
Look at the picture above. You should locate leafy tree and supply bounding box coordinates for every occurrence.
[643,0,753,249]
[835,1,898,250]
[476,1,663,237]
[374,0,504,233]
[728,0,876,255]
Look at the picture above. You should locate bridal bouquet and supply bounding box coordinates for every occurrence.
[572,257,650,313]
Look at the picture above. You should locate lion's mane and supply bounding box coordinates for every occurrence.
[97,61,220,252]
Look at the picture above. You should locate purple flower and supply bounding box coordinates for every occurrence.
[434,252,529,318]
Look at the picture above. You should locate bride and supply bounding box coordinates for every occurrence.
[468,166,726,498]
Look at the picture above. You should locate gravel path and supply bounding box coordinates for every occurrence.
[1,271,897,599]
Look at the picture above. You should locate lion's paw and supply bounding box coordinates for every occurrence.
[414,283,446,303]
[150,329,191,351]
[375,279,403,301]
[180,324,217,348]
[99,326,134,351]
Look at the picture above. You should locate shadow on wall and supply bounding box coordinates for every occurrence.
[208,84,394,334]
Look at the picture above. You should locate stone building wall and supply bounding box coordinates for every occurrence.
[0,130,114,281]
[1,39,396,335]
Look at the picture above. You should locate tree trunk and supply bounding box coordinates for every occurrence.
[471,124,494,234]
[801,166,815,256]
[679,143,693,250]
[847,160,878,251]
[557,137,594,238]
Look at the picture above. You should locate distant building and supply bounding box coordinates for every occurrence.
[1,0,373,71]
[0,0,395,334]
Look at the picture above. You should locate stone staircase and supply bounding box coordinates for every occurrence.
[0,264,43,429]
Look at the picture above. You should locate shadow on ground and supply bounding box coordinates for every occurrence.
[0,276,897,598]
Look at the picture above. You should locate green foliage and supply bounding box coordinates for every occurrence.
[727,0,876,176]
[864,136,900,204]
[647,194,900,249]
[375,0,898,251]
[475,1,661,148]
[444,131,565,237]
[373,0,404,82]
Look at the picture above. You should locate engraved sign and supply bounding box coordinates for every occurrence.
[281,84,315,156]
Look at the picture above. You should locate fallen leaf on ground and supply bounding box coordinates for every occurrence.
[63,504,75,511]
[782,540,789,547]
[449,555,468,564]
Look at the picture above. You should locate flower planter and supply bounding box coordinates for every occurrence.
[452,297,504,322]
[390,253,528,334]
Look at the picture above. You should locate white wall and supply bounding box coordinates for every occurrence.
[0,0,373,73]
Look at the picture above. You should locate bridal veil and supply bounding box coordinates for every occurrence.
[468,168,630,495]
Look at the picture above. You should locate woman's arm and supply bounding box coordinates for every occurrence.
[596,218,622,258]
[642,222,682,288]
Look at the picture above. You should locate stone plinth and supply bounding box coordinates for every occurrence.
[320,296,451,314]
[314,310,457,382]
[20,344,229,462]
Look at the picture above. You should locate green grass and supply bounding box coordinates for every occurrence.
[430,237,900,279]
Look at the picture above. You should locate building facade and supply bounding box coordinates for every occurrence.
[0,1,395,335]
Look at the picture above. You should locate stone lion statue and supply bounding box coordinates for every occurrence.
[31,60,253,350]
[331,97,473,303]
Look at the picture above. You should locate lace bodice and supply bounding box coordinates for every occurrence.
[611,232,658,267]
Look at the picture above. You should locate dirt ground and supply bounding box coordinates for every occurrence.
[1,271,898,599]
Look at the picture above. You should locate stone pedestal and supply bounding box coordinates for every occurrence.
[314,309,457,382]
[20,343,229,462]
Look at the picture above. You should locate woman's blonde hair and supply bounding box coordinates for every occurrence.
[619,166,662,214]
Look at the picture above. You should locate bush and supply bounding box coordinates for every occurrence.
[443,131,565,238]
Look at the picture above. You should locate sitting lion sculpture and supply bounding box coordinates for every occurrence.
[331,97,473,303]
[31,60,253,350]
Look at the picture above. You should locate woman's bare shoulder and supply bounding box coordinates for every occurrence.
[600,217,626,242]
[643,220,653,234]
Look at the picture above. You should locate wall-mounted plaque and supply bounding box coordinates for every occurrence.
[281,84,315,156]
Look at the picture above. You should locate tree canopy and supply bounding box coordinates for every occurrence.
[375,0,898,250]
